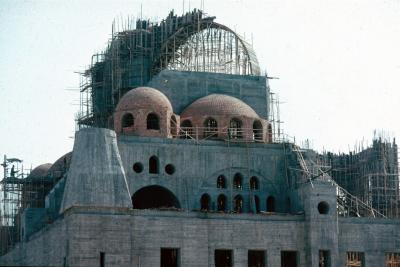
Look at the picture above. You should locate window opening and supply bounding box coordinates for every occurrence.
[248,250,265,267]
[217,194,227,212]
[132,185,181,209]
[253,120,263,141]
[234,195,243,213]
[386,253,400,267]
[217,175,227,189]
[147,113,160,130]
[149,156,159,174]
[215,249,233,267]
[165,164,175,175]
[281,251,298,267]
[204,117,218,138]
[133,162,143,173]
[100,252,105,267]
[122,113,134,128]
[233,173,243,190]
[200,194,211,211]
[346,252,364,267]
[254,195,260,213]
[228,118,242,139]
[319,250,330,267]
[250,176,259,190]
[318,201,330,214]
[161,248,179,267]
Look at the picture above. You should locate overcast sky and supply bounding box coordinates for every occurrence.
[0,0,399,175]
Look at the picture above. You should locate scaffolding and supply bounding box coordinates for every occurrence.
[77,9,260,129]
[318,136,400,218]
[0,155,29,255]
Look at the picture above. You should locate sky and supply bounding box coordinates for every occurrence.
[0,0,399,176]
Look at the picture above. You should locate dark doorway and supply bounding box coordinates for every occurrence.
[217,194,227,212]
[248,250,265,267]
[132,186,181,209]
[254,196,260,213]
[99,252,105,267]
[266,196,275,212]
[161,248,179,267]
[215,249,232,267]
[200,194,211,211]
[281,251,298,267]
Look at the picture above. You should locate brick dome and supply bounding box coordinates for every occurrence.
[181,94,259,118]
[28,163,52,179]
[115,87,172,112]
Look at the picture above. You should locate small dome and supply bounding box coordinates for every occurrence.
[115,87,173,112]
[47,152,72,178]
[28,163,52,179]
[181,94,259,118]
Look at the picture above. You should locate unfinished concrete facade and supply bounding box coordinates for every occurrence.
[1,9,400,267]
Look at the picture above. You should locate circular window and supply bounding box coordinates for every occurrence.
[317,201,330,214]
[133,162,143,173]
[165,164,175,175]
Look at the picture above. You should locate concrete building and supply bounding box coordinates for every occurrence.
[1,9,399,267]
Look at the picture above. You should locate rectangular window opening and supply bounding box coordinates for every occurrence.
[100,252,105,267]
[281,251,298,267]
[248,250,265,267]
[386,252,400,267]
[319,250,330,267]
[215,249,233,267]
[346,251,364,267]
[161,248,179,267]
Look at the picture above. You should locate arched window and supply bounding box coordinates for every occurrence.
[254,195,260,213]
[122,113,134,128]
[147,113,160,130]
[234,195,243,213]
[266,196,275,212]
[228,118,242,139]
[200,194,211,211]
[170,115,177,136]
[180,120,193,139]
[250,176,259,190]
[132,185,181,209]
[217,194,227,212]
[253,120,263,141]
[203,117,218,138]
[149,156,159,174]
[233,173,243,190]
[217,175,226,189]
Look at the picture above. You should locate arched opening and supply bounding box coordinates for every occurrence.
[203,117,218,138]
[254,195,260,213]
[266,196,275,212]
[147,113,160,130]
[233,173,243,190]
[217,194,227,212]
[228,118,242,139]
[200,193,211,211]
[122,113,134,128]
[170,115,177,136]
[234,195,243,213]
[250,176,259,190]
[253,120,263,141]
[132,185,181,209]
[180,120,193,139]
[217,175,226,189]
[149,156,159,174]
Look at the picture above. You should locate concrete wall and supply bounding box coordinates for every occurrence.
[148,70,270,119]
[117,135,296,213]
[2,206,399,267]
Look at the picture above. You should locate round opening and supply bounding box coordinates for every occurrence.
[165,164,175,175]
[133,162,143,173]
[317,201,330,214]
